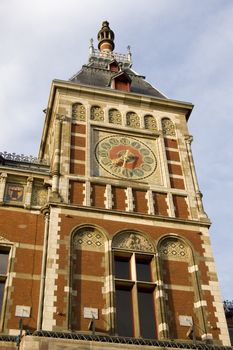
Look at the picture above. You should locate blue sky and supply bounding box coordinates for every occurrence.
[0,0,233,299]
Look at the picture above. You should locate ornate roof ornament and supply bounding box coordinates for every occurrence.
[97,20,115,52]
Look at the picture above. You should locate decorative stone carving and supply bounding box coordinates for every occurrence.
[73,227,105,249]
[72,103,86,121]
[5,184,24,202]
[126,112,140,128]
[112,231,154,252]
[109,108,122,124]
[159,237,190,260]
[144,115,157,131]
[161,118,176,136]
[31,187,48,206]
[91,106,104,122]
[0,152,47,164]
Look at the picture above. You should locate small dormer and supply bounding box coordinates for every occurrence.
[108,60,120,72]
[110,71,131,92]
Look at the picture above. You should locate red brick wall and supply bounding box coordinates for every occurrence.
[70,123,86,175]
[153,193,168,216]
[69,181,85,205]
[56,214,217,339]
[166,150,180,162]
[173,195,189,219]
[112,187,126,211]
[0,208,44,331]
[91,184,105,208]
[71,250,106,331]
[133,190,147,214]
[170,177,185,190]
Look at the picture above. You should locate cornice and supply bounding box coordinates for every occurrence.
[47,201,211,229]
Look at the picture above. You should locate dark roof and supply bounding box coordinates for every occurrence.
[70,56,166,99]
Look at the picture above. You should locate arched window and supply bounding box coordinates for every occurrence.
[144,115,157,131]
[126,112,140,128]
[112,230,158,339]
[109,109,122,124]
[161,118,175,136]
[70,226,108,332]
[72,103,86,121]
[90,106,104,122]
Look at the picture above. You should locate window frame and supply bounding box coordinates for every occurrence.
[113,249,157,339]
[0,244,12,331]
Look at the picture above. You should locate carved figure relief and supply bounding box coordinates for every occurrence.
[161,118,176,136]
[126,112,140,128]
[109,108,122,124]
[144,115,157,131]
[112,231,154,252]
[91,106,104,122]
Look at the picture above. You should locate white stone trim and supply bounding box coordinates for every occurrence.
[155,290,165,299]
[125,187,134,212]
[146,189,155,215]
[104,184,112,209]
[188,265,198,273]
[158,323,168,332]
[42,208,61,330]
[194,300,207,308]
[102,307,115,315]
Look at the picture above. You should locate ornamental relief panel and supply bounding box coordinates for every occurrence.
[73,227,105,251]
[109,108,122,125]
[161,118,176,137]
[72,103,86,121]
[112,231,154,252]
[31,186,48,207]
[144,115,157,131]
[159,237,190,260]
[91,106,104,122]
[126,112,140,129]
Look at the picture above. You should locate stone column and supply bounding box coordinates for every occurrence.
[0,172,7,204]
[24,176,33,209]
[51,115,63,193]
[185,135,207,218]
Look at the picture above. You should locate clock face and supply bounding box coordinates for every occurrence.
[95,135,157,179]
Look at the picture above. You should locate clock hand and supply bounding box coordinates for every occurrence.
[122,150,130,168]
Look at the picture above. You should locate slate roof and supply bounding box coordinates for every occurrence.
[70,55,166,99]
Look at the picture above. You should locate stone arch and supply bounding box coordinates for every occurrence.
[161,117,176,136]
[108,108,122,125]
[144,114,157,131]
[69,225,110,332]
[72,102,86,121]
[90,105,104,122]
[157,234,207,340]
[126,111,140,129]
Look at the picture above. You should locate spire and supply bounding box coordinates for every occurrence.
[97,21,115,52]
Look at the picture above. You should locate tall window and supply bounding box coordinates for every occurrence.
[0,248,9,315]
[112,231,157,339]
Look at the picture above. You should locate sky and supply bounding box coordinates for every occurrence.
[0,0,233,300]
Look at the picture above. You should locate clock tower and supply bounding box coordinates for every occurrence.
[0,21,230,349]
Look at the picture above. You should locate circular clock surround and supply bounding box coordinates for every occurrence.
[95,135,157,180]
